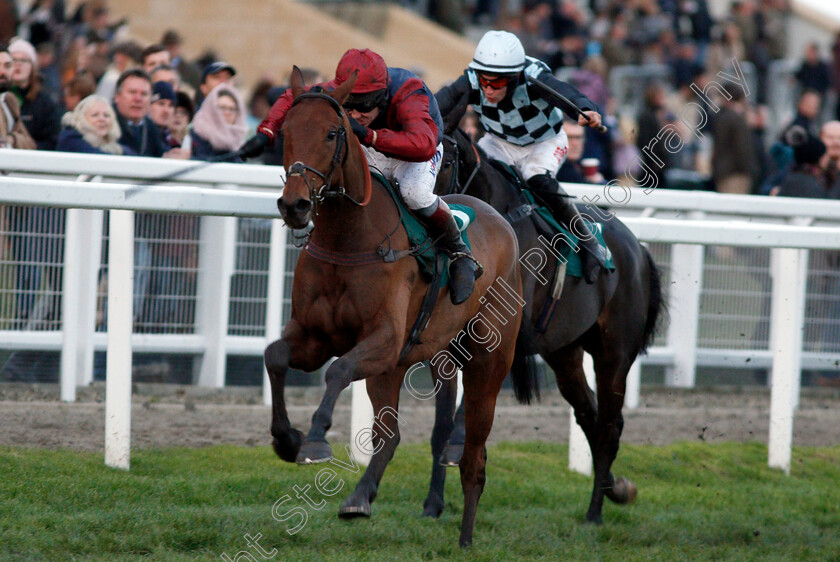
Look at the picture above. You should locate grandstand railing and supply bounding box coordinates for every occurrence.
[2,150,839,472]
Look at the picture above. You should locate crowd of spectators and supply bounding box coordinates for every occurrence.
[2,0,840,382]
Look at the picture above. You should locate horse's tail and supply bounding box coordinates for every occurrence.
[640,246,666,354]
[510,325,541,405]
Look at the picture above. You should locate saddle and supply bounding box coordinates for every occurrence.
[487,159,614,278]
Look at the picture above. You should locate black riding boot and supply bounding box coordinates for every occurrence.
[527,174,606,283]
[419,199,483,305]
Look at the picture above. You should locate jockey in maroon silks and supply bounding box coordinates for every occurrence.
[240,48,481,304]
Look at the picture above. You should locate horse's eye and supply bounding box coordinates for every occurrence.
[327,130,337,141]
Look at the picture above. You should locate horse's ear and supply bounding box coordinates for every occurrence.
[442,92,469,135]
[331,71,357,105]
[290,66,306,98]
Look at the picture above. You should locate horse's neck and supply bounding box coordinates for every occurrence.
[463,146,517,211]
[309,163,395,251]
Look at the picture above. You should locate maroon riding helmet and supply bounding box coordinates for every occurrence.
[335,48,389,113]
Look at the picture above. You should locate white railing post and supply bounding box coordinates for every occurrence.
[61,207,103,400]
[350,379,374,467]
[195,210,237,387]
[60,208,82,402]
[624,359,641,410]
[666,238,705,387]
[569,352,596,475]
[263,219,287,406]
[768,247,808,474]
[105,209,134,470]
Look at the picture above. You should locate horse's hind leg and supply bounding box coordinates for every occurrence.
[423,364,458,518]
[339,366,405,519]
[458,352,509,547]
[587,351,637,523]
[547,345,599,446]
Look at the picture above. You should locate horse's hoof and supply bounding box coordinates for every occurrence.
[422,495,445,518]
[607,476,637,505]
[440,443,463,467]
[295,439,333,465]
[338,496,371,519]
[584,512,604,525]
[272,429,304,463]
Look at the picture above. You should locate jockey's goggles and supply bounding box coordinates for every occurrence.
[343,89,387,114]
[478,73,514,90]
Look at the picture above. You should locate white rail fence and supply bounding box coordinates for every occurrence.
[2,150,840,474]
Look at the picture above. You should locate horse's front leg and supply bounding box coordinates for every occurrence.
[339,364,407,518]
[264,319,332,463]
[296,327,399,464]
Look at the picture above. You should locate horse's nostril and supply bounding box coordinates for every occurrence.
[295,199,312,212]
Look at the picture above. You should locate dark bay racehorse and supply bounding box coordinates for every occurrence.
[265,66,526,547]
[427,123,665,525]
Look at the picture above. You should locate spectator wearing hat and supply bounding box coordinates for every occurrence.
[8,37,61,150]
[161,29,202,89]
[0,48,36,149]
[195,61,235,107]
[190,83,246,162]
[148,80,177,143]
[56,94,130,154]
[775,126,828,199]
[168,91,194,153]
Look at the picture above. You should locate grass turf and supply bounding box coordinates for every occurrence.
[1,442,839,560]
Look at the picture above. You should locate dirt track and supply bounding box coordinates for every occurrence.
[2,383,839,452]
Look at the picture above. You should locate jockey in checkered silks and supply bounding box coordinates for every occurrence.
[435,30,608,283]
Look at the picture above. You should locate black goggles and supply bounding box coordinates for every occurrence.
[343,89,387,113]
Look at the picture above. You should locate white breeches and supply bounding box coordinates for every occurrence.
[360,142,443,210]
[477,130,569,183]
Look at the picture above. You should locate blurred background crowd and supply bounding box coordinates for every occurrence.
[2,0,839,198]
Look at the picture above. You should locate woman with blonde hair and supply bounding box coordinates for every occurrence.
[56,94,131,154]
[190,83,247,162]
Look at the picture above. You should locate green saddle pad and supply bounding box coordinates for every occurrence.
[520,188,615,278]
[373,172,475,287]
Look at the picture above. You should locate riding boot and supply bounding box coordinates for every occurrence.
[527,174,607,284]
[418,198,483,305]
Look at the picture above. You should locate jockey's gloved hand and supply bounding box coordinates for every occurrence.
[240,132,270,159]
[348,117,370,144]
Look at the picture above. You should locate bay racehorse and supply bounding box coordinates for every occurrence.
[426,118,665,526]
[265,66,526,547]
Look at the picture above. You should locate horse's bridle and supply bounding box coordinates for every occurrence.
[286,92,369,212]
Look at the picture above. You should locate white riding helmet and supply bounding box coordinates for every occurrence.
[469,30,526,75]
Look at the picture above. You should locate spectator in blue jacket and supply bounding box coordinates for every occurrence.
[56,94,131,154]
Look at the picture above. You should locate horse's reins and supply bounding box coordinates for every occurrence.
[442,133,481,195]
[286,92,372,214]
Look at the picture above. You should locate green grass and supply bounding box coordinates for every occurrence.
[1,442,839,561]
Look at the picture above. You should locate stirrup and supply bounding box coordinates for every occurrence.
[448,251,484,280]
